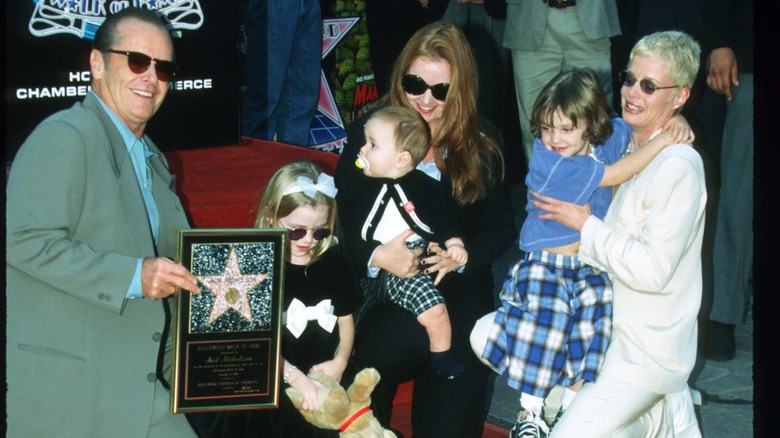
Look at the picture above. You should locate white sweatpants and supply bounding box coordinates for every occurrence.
[549,374,701,438]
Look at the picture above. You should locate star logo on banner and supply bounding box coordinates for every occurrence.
[310,17,360,150]
[319,17,360,125]
[197,248,268,324]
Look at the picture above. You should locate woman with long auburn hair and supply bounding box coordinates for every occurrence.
[335,21,516,437]
[384,21,504,205]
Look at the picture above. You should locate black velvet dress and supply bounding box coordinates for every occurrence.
[188,244,362,438]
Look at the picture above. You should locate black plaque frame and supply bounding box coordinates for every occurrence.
[171,228,287,413]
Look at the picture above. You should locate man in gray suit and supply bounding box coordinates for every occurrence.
[7,7,201,437]
[504,0,621,163]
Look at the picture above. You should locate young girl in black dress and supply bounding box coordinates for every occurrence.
[189,160,361,437]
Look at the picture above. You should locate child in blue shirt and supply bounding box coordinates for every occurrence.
[471,68,694,437]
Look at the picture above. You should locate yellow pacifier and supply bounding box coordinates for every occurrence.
[355,154,369,170]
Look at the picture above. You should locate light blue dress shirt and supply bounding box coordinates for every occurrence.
[92,92,160,299]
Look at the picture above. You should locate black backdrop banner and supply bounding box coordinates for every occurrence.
[6,0,241,163]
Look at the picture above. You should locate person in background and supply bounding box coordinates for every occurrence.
[504,0,621,165]
[241,0,321,146]
[335,21,516,437]
[6,7,200,436]
[364,0,448,96]
[442,0,511,136]
[702,0,753,363]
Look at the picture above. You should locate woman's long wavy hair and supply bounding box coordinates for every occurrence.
[383,21,504,205]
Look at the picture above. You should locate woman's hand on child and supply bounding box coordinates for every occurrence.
[373,229,423,278]
[530,190,591,231]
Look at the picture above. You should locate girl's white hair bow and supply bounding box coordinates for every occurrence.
[283,173,338,199]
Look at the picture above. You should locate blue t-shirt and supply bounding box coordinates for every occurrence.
[519,118,631,251]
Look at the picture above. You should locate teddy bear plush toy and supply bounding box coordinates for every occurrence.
[285,367,397,438]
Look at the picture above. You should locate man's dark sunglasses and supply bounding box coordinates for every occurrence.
[105,49,178,82]
[619,71,679,95]
[401,74,449,101]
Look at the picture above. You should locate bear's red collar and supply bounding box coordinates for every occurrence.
[339,406,372,432]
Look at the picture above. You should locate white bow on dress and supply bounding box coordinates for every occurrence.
[283,298,337,338]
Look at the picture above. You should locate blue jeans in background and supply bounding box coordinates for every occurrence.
[241,0,322,147]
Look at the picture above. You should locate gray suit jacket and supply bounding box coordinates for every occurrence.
[6,93,191,436]
[504,0,621,50]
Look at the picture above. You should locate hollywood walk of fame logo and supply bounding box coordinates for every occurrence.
[308,16,360,151]
[28,0,204,41]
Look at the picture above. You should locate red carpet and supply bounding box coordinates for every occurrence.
[165,140,508,437]
[390,382,509,437]
[165,137,340,228]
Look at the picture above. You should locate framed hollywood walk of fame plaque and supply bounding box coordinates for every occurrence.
[170,229,287,413]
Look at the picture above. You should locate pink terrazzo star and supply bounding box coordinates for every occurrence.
[197,248,268,324]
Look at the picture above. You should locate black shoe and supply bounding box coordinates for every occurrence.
[706,320,736,361]
[509,408,550,438]
[431,350,465,379]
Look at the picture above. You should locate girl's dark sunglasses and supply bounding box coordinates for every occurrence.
[287,228,332,241]
[619,71,679,95]
[105,49,178,82]
[401,74,449,101]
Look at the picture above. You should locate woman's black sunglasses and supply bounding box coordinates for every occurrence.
[401,74,449,101]
[619,71,679,95]
[105,49,178,82]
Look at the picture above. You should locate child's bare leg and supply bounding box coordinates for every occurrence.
[417,303,451,352]
[417,303,464,378]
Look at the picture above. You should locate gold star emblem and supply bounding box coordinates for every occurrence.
[197,248,269,324]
